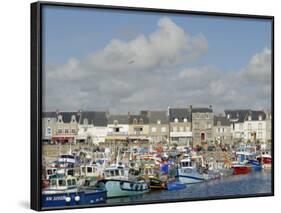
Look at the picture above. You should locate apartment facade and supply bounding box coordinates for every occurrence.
[192,107,214,146]
[213,116,232,145]
[169,108,192,146]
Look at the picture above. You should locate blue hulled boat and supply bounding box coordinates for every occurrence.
[42,176,106,208]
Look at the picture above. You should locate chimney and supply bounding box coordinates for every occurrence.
[209,105,212,109]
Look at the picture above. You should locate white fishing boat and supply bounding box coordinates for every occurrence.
[176,155,206,184]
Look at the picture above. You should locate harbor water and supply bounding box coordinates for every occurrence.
[107,170,272,204]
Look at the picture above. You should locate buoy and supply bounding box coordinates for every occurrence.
[74,195,80,202]
[65,196,71,202]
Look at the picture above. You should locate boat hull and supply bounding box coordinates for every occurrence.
[166,182,186,191]
[232,165,252,175]
[177,169,205,184]
[42,189,106,208]
[98,179,149,198]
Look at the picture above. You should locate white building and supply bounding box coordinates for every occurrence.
[243,111,267,143]
[77,111,109,145]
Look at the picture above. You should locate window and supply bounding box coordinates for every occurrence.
[133,118,137,124]
[113,120,118,125]
[58,128,62,134]
[83,119,88,125]
[174,118,178,123]
[151,127,156,132]
[47,127,51,135]
[194,123,199,129]
[71,115,76,123]
[217,121,221,126]
[217,128,220,133]
[194,133,200,138]
[58,180,66,186]
[258,123,262,130]
[239,124,243,130]
[161,127,166,132]
[139,118,143,124]
[172,127,177,132]
[157,120,161,124]
[87,167,93,173]
[227,114,230,119]
[47,118,50,124]
[206,133,211,139]
[207,122,212,129]
[248,123,252,130]
[183,118,187,123]
[259,115,262,121]
[58,115,62,123]
[258,132,262,139]
[114,127,120,132]
[248,115,252,121]
[65,129,69,134]
[206,114,209,119]
[71,129,76,134]
[67,179,72,186]
[185,126,190,131]
[51,180,57,186]
[179,127,184,132]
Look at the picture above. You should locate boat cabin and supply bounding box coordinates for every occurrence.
[48,176,77,191]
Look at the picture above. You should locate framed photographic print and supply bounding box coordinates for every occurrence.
[31,1,274,211]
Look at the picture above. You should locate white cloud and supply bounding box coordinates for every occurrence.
[43,17,271,113]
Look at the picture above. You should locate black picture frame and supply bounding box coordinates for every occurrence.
[31,1,274,211]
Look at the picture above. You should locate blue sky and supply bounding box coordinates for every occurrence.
[42,5,272,113]
[43,5,271,71]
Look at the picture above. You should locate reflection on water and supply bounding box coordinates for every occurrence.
[107,170,272,204]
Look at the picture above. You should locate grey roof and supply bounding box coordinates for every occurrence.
[80,111,108,126]
[147,110,168,124]
[169,108,191,122]
[57,112,80,123]
[108,115,129,124]
[225,110,250,122]
[245,110,266,121]
[42,111,57,118]
[192,108,213,113]
[129,115,149,124]
[214,116,231,126]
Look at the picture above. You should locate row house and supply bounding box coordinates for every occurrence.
[77,111,108,145]
[143,110,169,143]
[53,112,80,144]
[106,115,129,143]
[128,114,149,141]
[213,116,232,145]
[243,110,267,143]
[42,112,57,143]
[169,108,192,146]
[192,106,214,146]
[225,110,249,142]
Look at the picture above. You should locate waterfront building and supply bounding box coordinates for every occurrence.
[42,112,57,144]
[143,110,169,143]
[128,113,149,141]
[243,110,267,143]
[106,115,129,143]
[213,116,232,145]
[192,106,214,146]
[168,108,192,146]
[52,111,80,144]
[265,110,272,144]
[77,111,108,145]
[224,110,249,143]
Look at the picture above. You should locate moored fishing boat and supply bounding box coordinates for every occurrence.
[96,179,149,198]
[42,176,106,208]
[166,181,186,191]
[176,155,206,184]
[232,163,252,175]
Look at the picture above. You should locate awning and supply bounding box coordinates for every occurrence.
[52,135,75,141]
[105,135,128,141]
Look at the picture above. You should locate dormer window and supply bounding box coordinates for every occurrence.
[83,118,88,125]
[113,120,118,125]
[139,118,143,124]
[248,115,252,121]
[227,114,230,119]
[217,121,221,126]
[183,118,187,123]
[174,118,178,123]
[71,115,76,123]
[157,120,161,124]
[58,115,63,123]
[258,115,262,121]
[133,118,137,124]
